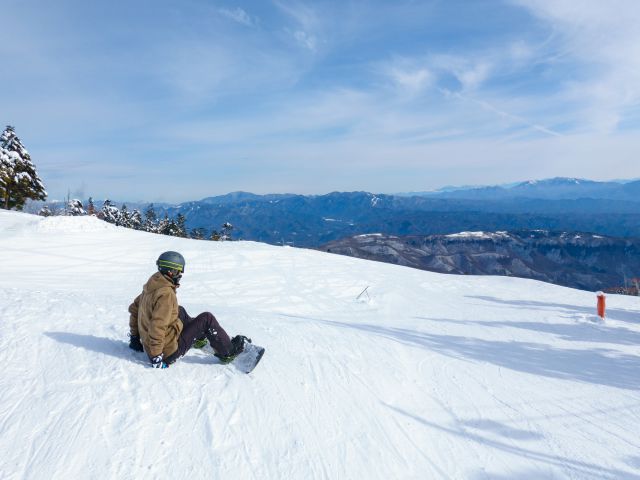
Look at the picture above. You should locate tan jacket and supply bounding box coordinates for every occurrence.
[129,272,183,358]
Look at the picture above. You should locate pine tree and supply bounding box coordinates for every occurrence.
[0,126,47,210]
[120,204,130,228]
[38,205,52,217]
[175,213,188,238]
[190,227,206,240]
[158,214,172,235]
[101,199,121,224]
[157,214,188,237]
[221,222,234,241]
[67,199,86,216]
[144,204,158,233]
[130,209,142,230]
[210,230,221,241]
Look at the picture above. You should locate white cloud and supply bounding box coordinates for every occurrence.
[511,0,640,132]
[387,65,433,95]
[155,35,304,104]
[293,30,317,51]
[456,63,491,92]
[218,7,255,27]
[508,40,536,63]
[430,54,493,92]
[274,1,323,52]
[274,1,318,30]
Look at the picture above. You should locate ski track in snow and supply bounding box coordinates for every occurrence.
[1,210,640,479]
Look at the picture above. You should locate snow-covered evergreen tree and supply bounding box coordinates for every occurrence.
[168,221,180,237]
[156,214,188,237]
[221,222,234,241]
[0,126,47,210]
[38,205,52,217]
[120,204,131,228]
[144,204,158,233]
[67,199,86,216]
[157,214,171,235]
[130,209,142,230]
[190,227,206,240]
[100,199,121,225]
[175,214,188,238]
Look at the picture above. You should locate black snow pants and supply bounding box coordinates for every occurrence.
[165,306,233,364]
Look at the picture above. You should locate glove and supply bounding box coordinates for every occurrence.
[128,334,144,352]
[150,353,168,369]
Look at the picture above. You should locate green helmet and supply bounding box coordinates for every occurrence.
[156,251,186,275]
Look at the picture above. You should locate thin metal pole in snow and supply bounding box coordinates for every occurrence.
[356,286,370,300]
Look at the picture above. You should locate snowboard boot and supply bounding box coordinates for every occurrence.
[214,335,252,364]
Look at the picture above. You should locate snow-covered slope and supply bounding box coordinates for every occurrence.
[1,210,639,479]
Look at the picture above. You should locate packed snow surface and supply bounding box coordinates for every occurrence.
[1,210,640,479]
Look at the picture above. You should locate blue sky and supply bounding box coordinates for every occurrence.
[2,0,640,202]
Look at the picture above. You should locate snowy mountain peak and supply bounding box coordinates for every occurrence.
[516,177,594,187]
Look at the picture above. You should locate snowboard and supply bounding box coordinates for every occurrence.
[231,342,265,374]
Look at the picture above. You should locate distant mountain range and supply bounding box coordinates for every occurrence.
[27,177,640,247]
[320,230,640,292]
[407,177,640,201]
[150,178,640,246]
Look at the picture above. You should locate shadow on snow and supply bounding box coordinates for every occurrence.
[385,404,640,480]
[312,319,640,391]
[412,316,640,346]
[466,295,639,325]
[44,331,222,366]
[44,331,147,366]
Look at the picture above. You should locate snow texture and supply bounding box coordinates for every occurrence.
[1,210,639,479]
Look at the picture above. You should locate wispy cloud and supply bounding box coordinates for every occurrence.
[218,7,256,27]
[511,0,640,132]
[274,1,322,51]
[374,48,563,138]
[273,1,319,30]
[380,58,433,97]
[430,55,493,92]
[292,30,317,51]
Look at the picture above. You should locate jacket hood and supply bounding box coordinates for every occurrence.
[143,271,176,294]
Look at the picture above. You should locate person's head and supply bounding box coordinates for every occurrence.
[156,251,185,285]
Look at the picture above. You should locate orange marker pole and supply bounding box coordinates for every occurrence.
[596,291,606,319]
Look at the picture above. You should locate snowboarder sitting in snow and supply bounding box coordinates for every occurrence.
[128,251,250,368]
